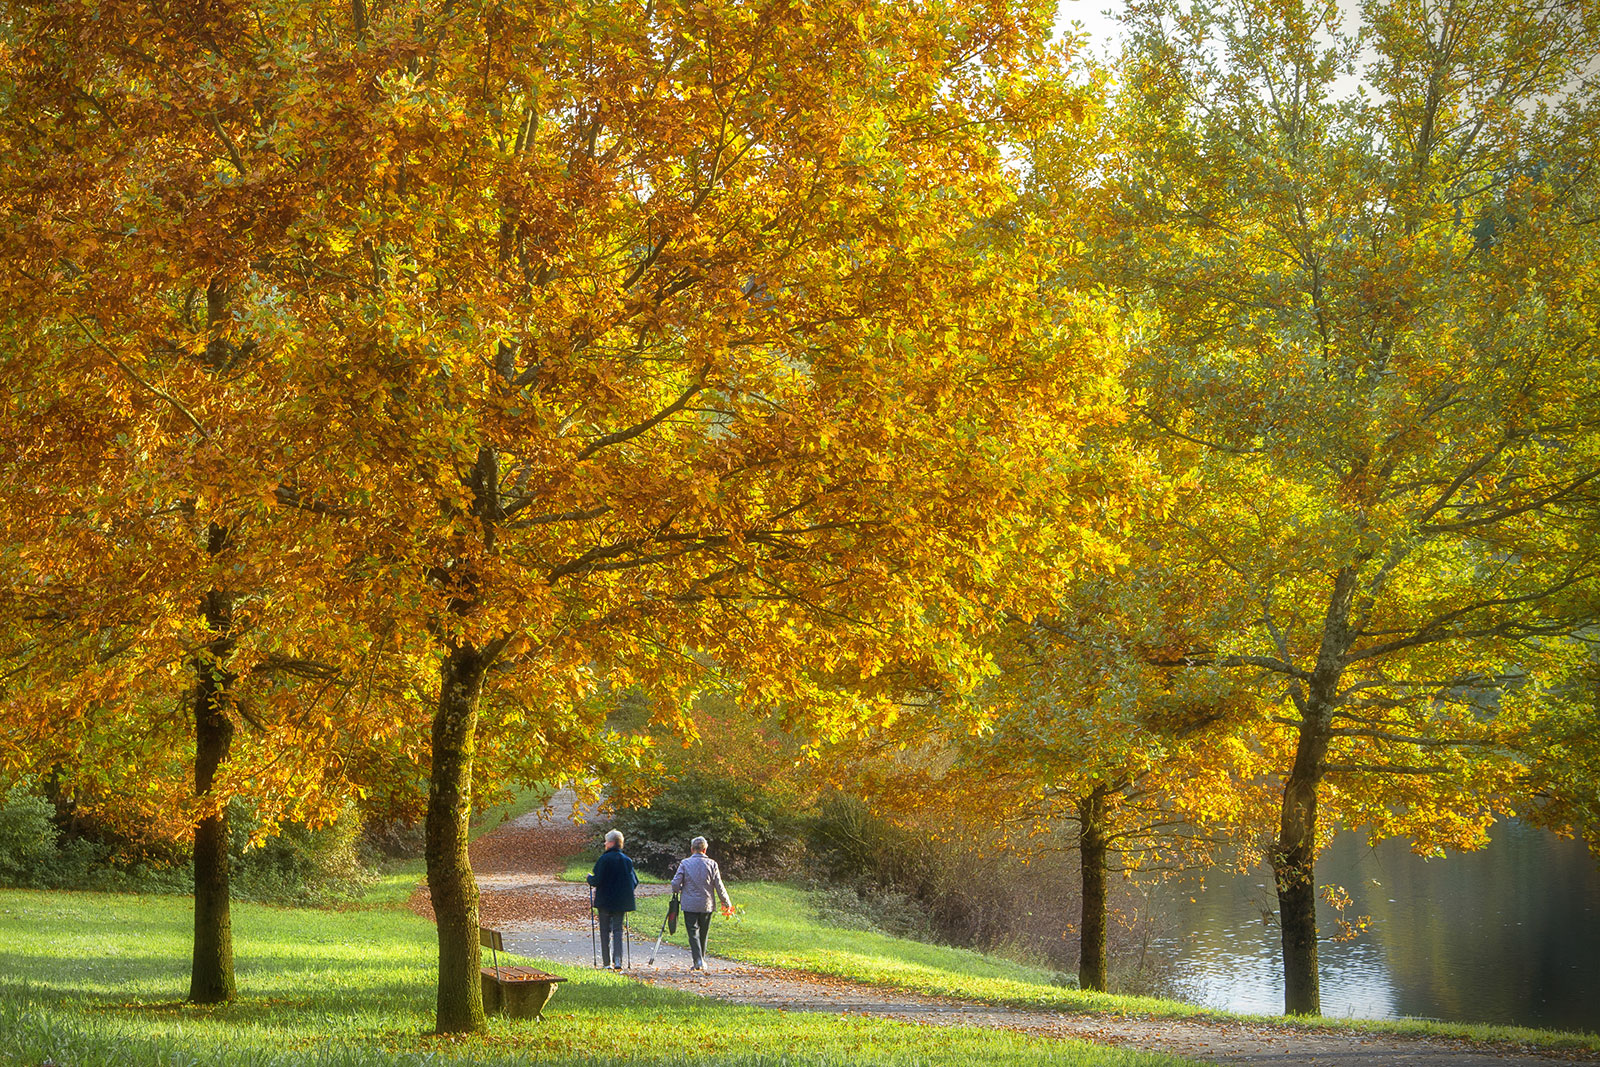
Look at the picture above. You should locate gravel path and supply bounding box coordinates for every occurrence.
[413,791,1598,1067]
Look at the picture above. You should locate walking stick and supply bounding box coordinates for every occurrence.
[646,908,670,966]
[589,886,598,968]
[648,892,678,967]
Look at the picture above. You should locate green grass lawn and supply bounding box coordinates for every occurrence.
[621,881,1600,1053]
[0,884,1193,1067]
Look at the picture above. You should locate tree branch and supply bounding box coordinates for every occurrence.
[569,364,710,464]
[71,314,213,442]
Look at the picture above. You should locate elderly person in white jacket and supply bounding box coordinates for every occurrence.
[668,836,733,971]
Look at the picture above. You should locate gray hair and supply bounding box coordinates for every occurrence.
[605,828,624,848]
[690,836,708,853]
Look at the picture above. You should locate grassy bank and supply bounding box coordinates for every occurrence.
[0,885,1191,1067]
[613,880,1600,1053]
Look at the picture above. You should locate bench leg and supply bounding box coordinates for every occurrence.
[480,975,558,1021]
[480,973,503,1015]
[503,980,557,1021]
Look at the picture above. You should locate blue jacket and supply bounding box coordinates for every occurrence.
[587,848,638,912]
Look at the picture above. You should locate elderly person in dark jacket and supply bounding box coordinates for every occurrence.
[586,828,638,969]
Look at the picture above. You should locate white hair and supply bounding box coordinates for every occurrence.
[690,836,708,852]
[605,828,624,847]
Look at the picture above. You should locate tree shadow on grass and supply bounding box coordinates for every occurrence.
[0,947,433,1029]
[0,952,189,1003]
[0,925,722,1040]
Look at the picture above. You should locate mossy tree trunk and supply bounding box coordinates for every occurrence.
[1273,741,1326,1017]
[1272,566,1355,1017]
[1077,786,1111,992]
[427,643,490,1034]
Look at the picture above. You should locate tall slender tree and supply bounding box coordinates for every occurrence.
[1102,0,1600,1014]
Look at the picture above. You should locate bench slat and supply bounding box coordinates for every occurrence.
[480,965,567,983]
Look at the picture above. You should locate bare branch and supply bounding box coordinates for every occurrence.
[569,364,710,464]
[71,314,214,442]
[1343,566,1597,663]
[1328,727,1494,747]
[1322,763,1449,776]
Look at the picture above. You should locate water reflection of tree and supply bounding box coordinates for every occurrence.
[1158,827,1600,1030]
[1348,827,1600,1029]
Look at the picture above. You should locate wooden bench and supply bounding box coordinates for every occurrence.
[479,927,567,1021]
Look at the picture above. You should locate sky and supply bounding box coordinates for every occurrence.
[1053,0,1127,58]
[1051,0,1373,59]
[1049,1,1600,100]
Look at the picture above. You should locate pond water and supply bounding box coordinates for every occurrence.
[1148,822,1600,1032]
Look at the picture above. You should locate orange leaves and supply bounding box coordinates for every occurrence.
[0,0,1136,883]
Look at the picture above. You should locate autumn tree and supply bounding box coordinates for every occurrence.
[968,561,1276,991]
[868,102,1272,994]
[3,0,592,1007]
[0,184,399,1004]
[0,0,414,1003]
[853,526,1274,993]
[1100,0,1600,1014]
[0,457,418,1005]
[0,0,1125,1033]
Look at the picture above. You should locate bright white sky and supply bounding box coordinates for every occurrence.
[1050,0,1376,90]
[1053,0,1128,59]
[1052,0,1372,52]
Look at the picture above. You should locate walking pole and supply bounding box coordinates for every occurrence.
[646,907,670,967]
[589,886,598,969]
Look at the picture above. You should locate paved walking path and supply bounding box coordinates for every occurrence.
[410,791,1598,1067]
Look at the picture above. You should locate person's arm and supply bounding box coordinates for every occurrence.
[669,863,685,893]
[629,859,639,889]
[586,854,602,887]
[712,862,731,910]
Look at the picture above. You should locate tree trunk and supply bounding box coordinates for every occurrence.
[190,669,236,1003]
[1271,565,1356,1016]
[427,644,487,1034]
[1272,723,1327,1016]
[189,528,237,1005]
[1077,786,1110,992]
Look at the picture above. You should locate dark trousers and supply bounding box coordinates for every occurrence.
[684,910,712,966]
[597,909,626,967]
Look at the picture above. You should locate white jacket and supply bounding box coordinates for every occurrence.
[669,852,731,913]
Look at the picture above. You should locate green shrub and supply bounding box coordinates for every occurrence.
[0,784,376,902]
[614,769,807,876]
[230,802,377,906]
[810,881,935,942]
[809,793,916,886]
[0,783,58,886]
[809,792,1107,975]
[27,835,106,888]
[361,817,427,860]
